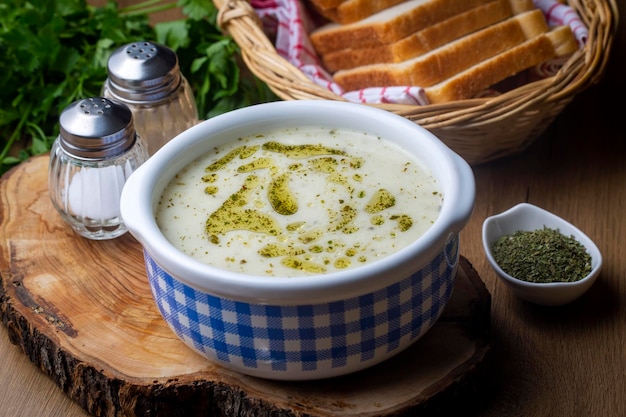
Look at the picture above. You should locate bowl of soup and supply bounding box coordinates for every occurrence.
[120,100,475,380]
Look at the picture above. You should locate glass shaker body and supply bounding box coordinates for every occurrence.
[48,97,148,240]
[102,41,199,156]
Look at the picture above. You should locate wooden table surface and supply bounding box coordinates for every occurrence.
[2,4,625,417]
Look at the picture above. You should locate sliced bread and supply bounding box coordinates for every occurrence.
[332,8,548,91]
[424,25,578,103]
[322,0,535,72]
[308,0,346,11]
[309,0,492,55]
[317,0,408,25]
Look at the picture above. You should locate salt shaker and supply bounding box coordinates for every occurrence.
[48,97,148,240]
[102,41,199,156]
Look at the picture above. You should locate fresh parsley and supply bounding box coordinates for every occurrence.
[0,0,277,175]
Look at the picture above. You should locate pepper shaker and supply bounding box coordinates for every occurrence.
[48,97,148,240]
[102,41,199,156]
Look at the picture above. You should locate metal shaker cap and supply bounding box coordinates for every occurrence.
[59,97,137,159]
[105,41,182,103]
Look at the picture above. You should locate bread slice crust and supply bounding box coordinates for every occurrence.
[310,0,493,54]
[322,0,535,72]
[424,26,578,103]
[332,9,549,91]
[319,0,408,24]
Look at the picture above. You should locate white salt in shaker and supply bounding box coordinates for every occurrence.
[102,41,199,156]
[48,97,148,240]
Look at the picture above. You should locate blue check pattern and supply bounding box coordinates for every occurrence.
[146,234,458,376]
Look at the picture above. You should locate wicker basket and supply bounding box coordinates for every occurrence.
[212,0,618,165]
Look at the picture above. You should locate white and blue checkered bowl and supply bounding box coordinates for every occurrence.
[120,101,475,380]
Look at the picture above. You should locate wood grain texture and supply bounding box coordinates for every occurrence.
[457,81,626,416]
[0,155,491,417]
[0,0,624,415]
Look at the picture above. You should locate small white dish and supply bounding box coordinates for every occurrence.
[482,203,602,306]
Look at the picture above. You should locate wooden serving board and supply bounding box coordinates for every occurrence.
[0,155,491,417]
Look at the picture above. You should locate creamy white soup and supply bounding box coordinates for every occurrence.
[156,126,442,277]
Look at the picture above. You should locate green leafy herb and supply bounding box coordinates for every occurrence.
[0,0,277,175]
[492,226,592,283]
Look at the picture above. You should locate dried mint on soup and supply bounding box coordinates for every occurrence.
[492,226,592,283]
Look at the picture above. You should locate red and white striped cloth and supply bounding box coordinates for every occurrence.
[250,0,588,105]
[534,0,588,44]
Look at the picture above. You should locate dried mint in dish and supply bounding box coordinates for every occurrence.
[492,226,592,283]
